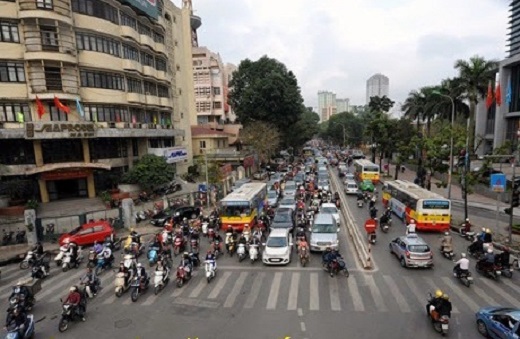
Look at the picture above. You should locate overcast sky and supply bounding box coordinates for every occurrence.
[181,0,509,109]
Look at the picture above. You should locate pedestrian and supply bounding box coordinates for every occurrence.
[401,165,405,173]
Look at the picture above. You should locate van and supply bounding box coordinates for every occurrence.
[309,213,339,252]
[231,178,252,191]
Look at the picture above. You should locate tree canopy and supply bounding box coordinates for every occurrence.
[240,121,281,163]
[122,154,175,191]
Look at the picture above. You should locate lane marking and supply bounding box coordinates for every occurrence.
[347,275,365,311]
[329,276,341,311]
[309,273,319,311]
[300,322,306,332]
[287,272,300,311]
[189,277,207,298]
[479,278,520,307]
[364,275,387,312]
[297,308,303,317]
[207,271,232,299]
[266,272,282,310]
[215,265,359,272]
[441,277,479,313]
[383,275,410,313]
[173,297,219,308]
[223,271,248,308]
[244,272,264,309]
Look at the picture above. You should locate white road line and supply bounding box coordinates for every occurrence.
[329,276,341,311]
[0,264,21,276]
[403,278,425,308]
[309,273,319,311]
[244,272,264,309]
[38,269,84,301]
[266,272,282,310]
[297,308,303,316]
[215,266,359,272]
[365,275,387,312]
[300,322,306,332]
[441,277,479,313]
[424,277,460,314]
[287,272,300,311]
[189,278,207,298]
[171,286,184,297]
[382,275,410,313]
[207,271,231,299]
[479,278,520,307]
[141,293,158,306]
[347,275,364,311]
[0,271,37,296]
[472,285,500,306]
[223,272,248,308]
[502,279,520,295]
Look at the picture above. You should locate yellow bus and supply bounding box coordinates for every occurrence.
[353,159,380,184]
[220,182,267,232]
[382,180,451,232]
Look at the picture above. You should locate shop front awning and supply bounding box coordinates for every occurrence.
[25,162,111,175]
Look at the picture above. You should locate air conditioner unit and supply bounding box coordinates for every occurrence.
[123,122,130,128]
[108,122,116,128]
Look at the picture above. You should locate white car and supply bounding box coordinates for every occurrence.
[343,173,355,184]
[317,180,330,191]
[320,203,340,225]
[284,180,297,197]
[262,228,292,265]
[278,197,296,212]
[344,181,359,195]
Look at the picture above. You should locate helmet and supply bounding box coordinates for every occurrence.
[410,219,415,223]
[16,281,22,287]
[487,248,493,254]
[183,217,188,221]
[119,261,124,265]
[137,263,142,268]
[183,252,189,256]
[207,250,212,255]
[486,229,491,234]
[435,290,443,298]
[444,232,449,236]
[442,294,449,300]
[482,227,486,232]
[63,239,70,244]
[465,218,469,222]
[461,253,466,258]
[70,286,77,292]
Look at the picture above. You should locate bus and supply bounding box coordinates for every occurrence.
[302,147,316,157]
[220,182,267,232]
[382,180,451,232]
[353,159,380,184]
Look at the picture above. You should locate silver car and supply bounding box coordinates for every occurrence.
[278,197,296,213]
[317,179,330,191]
[343,173,355,184]
[267,190,279,207]
[389,234,434,268]
[309,213,339,252]
[344,181,359,195]
[284,180,297,197]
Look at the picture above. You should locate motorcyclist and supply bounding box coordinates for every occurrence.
[322,247,332,267]
[483,228,493,244]
[379,208,391,225]
[436,294,452,318]
[462,218,472,234]
[426,289,444,317]
[130,228,141,246]
[32,242,44,259]
[406,219,417,235]
[453,253,470,277]
[135,263,148,284]
[181,252,193,278]
[67,242,79,264]
[9,281,32,307]
[205,250,217,270]
[497,247,511,269]
[100,242,113,266]
[369,196,376,209]
[92,241,103,254]
[298,237,309,257]
[4,307,27,336]
[440,232,453,253]
[118,261,132,285]
[369,206,377,219]
[478,248,495,270]
[295,226,306,242]
[64,286,85,321]
[181,218,190,237]
[356,191,364,202]
[80,267,99,297]
[327,248,345,270]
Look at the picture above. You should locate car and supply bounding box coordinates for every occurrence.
[351,150,365,159]
[59,220,115,246]
[309,213,339,252]
[359,179,375,192]
[262,228,293,265]
[337,165,348,177]
[475,306,520,338]
[151,205,201,226]
[271,172,284,182]
[344,181,359,195]
[317,179,330,191]
[294,173,305,186]
[283,180,297,197]
[320,203,340,225]
[271,210,295,231]
[343,173,355,183]
[267,190,280,207]
[253,170,268,180]
[278,197,296,212]
[389,234,433,268]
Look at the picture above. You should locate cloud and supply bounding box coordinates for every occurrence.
[189,0,509,107]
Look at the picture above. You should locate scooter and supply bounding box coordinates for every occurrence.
[5,313,35,338]
[87,251,97,269]
[368,232,376,244]
[249,244,259,264]
[380,222,389,233]
[173,237,184,257]
[58,303,84,333]
[94,256,112,276]
[130,276,149,302]
[204,260,216,283]
[299,246,309,267]
[201,220,209,237]
[176,265,191,287]
[453,267,473,287]
[62,249,83,273]
[440,247,454,260]
[31,261,49,279]
[476,261,502,280]
[54,245,68,267]
[190,239,199,254]
[154,269,169,295]
[427,293,450,336]
[237,243,247,262]
[147,246,159,267]
[357,199,363,208]
[114,272,132,297]
[19,251,36,270]
[208,228,216,243]
[212,239,221,259]
[15,230,26,244]
[134,211,147,223]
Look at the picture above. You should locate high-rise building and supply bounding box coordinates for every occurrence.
[224,63,238,123]
[366,73,389,104]
[318,91,336,122]
[336,98,350,113]
[0,0,195,203]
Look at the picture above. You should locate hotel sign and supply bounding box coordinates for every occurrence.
[25,122,96,139]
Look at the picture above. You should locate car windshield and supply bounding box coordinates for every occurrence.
[68,226,82,235]
[268,192,278,199]
[319,180,328,185]
[273,213,291,223]
[285,183,296,191]
[220,204,252,217]
[267,237,287,247]
[280,199,295,206]
[408,245,430,253]
[312,223,336,233]
[321,207,337,214]
[348,184,357,189]
[363,180,372,185]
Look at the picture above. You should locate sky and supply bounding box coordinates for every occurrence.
[179,0,509,110]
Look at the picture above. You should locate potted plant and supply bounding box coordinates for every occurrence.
[100,191,112,208]
[26,199,39,210]
[1,179,31,206]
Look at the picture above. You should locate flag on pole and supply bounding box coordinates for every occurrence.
[153,116,157,124]
[35,96,45,119]
[54,96,70,114]
[495,80,502,107]
[131,115,136,124]
[485,81,494,109]
[75,98,84,117]
[93,112,97,122]
[16,112,24,123]
[506,76,512,106]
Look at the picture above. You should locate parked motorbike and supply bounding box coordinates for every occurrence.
[130,276,149,302]
[15,230,26,244]
[427,293,450,336]
[154,269,169,295]
[114,272,132,297]
[58,303,84,333]
[475,261,502,280]
[249,244,259,264]
[5,313,35,339]
[237,243,247,262]
[134,211,148,223]
[2,230,14,245]
[204,260,216,283]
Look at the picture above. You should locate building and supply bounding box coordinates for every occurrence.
[336,98,350,113]
[366,73,389,104]
[475,0,519,155]
[224,62,237,123]
[318,90,336,122]
[0,0,195,203]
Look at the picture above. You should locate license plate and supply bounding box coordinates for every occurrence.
[270,258,281,262]
[467,277,473,281]
[441,324,448,330]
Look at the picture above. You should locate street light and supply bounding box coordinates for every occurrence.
[432,90,455,200]
[332,122,346,148]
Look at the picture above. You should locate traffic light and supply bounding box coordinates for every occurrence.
[512,189,520,208]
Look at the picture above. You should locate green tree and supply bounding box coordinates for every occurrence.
[240,121,281,163]
[122,154,175,191]
[326,112,365,147]
[368,95,394,113]
[454,55,499,152]
[228,56,304,144]
[285,108,320,150]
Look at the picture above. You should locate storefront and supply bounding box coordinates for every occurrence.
[41,169,91,201]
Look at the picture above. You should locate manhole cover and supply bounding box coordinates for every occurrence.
[114,319,132,329]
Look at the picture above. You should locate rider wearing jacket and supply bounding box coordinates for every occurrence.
[181,252,193,278]
[440,232,453,253]
[205,251,216,270]
[5,307,27,335]
[81,267,99,296]
[478,249,495,270]
[64,286,85,321]
[136,263,148,282]
[32,242,44,258]
[379,208,391,225]
[453,253,470,277]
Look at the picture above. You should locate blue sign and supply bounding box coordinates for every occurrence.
[198,184,207,193]
[490,173,506,193]
[163,147,188,164]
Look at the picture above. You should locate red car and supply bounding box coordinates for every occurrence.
[59,221,114,246]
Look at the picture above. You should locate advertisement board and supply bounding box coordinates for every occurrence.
[121,0,158,19]
[164,147,188,164]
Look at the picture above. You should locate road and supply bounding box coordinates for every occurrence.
[1,172,520,338]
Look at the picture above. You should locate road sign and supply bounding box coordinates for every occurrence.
[490,173,506,193]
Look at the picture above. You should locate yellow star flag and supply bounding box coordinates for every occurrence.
[16,112,24,123]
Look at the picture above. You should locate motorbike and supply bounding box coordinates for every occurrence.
[87,251,97,269]
[440,247,455,260]
[212,239,221,259]
[2,230,14,245]
[357,199,364,208]
[173,237,184,257]
[5,313,35,339]
[427,293,450,336]
[208,228,216,243]
[368,232,376,245]
[62,249,83,273]
[31,262,49,279]
[114,272,132,297]
[15,230,26,244]
[237,243,247,262]
[147,246,160,267]
[134,211,148,223]
[19,251,36,270]
[189,252,200,267]
[475,260,502,280]
[380,221,389,233]
[130,276,149,302]
[299,246,309,267]
[458,222,475,241]
[453,267,473,287]
[243,229,251,242]
[204,260,216,283]
[58,303,84,333]
[190,238,199,254]
[54,245,68,267]
[7,292,35,314]
[249,243,259,264]
[94,256,112,276]
[153,269,170,295]
[176,265,191,287]
[327,258,349,277]
[125,242,144,258]
[201,220,209,237]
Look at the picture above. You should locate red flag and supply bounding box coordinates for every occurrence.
[495,81,502,107]
[35,96,45,119]
[486,81,493,109]
[54,96,70,114]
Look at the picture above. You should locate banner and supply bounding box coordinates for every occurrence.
[121,0,158,19]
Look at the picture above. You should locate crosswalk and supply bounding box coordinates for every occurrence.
[1,262,520,313]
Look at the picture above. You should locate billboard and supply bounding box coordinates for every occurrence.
[121,0,158,19]
[164,147,188,164]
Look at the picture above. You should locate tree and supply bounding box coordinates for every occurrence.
[285,108,320,150]
[228,56,304,143]
[122,154,175,191]
[454,55,499,152]
[366,96,395,162]
[368,95,394,113]
[240,121,281,163]
[325,112,365,147]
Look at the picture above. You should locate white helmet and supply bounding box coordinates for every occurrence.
[69,286,77,292]
[410,219,415,223]
[137,263,142,268]
[461,253,466,258]
[444,232,449,236]
[487,248,493,254]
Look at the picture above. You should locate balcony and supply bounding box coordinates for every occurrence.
[143,65,157,78]
[122,59,142,73]
[78,50,120,71]
[156,70,169,82]
[190,15,202,30]
[18,0,73,24]
[2,0,17,17]
[73,13,119,38]
[159,97,172,107]
[0,83,28,100]
[155,43,166,55]
[80,88,126,104]
[145,95,160,106]
[121,25,140,42]
[140,34,155,49]
[126,92,145,104]
[23,23,77,64]
[28,65,79,98]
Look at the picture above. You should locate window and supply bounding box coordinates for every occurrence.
[44,66,62,90]
[84,104,129,123]
[89,139,128,159]
[76,32,120,57]
[71,0,119,24]
[199,140,206,149]
[137,22,152,37]
[0,102,30,122]
[144,81,157,96]
[141,51,154,67]
[122,44,139,61]
[213,101,222,109]
[49,104,68,121]
[157,85,169,98]
[120,12,137,29]
[42,139,83,163]
[132,139,139,157]
[126,77,143,94]
[153,31,164,44]
[0,140,35,165]
[212,87,221,95]
[156,58,166,72]
[40,26,59,51]
[0,62,25,82]
[0,21,19,43]
[36,0,53,9]
[80,70,124,90]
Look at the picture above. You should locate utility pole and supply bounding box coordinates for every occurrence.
[462,117,470,221]
[204,149,210,210]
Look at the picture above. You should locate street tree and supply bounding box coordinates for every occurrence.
[326,112,365,147]
[228,56,304,142]
[122,154,175,191]
[368,95,394,113]
[240,121,281,163]
[285,108,320,150]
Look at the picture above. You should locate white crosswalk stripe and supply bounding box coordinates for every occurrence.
[189,277,207,298]
[207,271,231,299]
[309,273,319,311]
[328,276,341,311]
[243,272,264,309]
[287,272,300,311]
[472,284,500,306]
[478,278,520,307]
[364,275,387,312]
[223,271,247,308]
[266,272,282,310]
[441,277,479,313]
[347,275,364,311]
[382,275,410,313]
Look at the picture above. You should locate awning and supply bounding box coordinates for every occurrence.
[25,162,111,175]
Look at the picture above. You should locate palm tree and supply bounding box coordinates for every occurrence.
[454,55,499,152]
[402,87,441,137]
[436,77,470,121]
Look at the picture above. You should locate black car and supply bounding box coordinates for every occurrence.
[150,205,201,226]
[271,210,295,232]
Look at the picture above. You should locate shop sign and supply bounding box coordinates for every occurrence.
[164,147,188,164]
[243,155,255,168]
[41,169,91,181]
[219,163,232,177]
[25,122,96,139]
